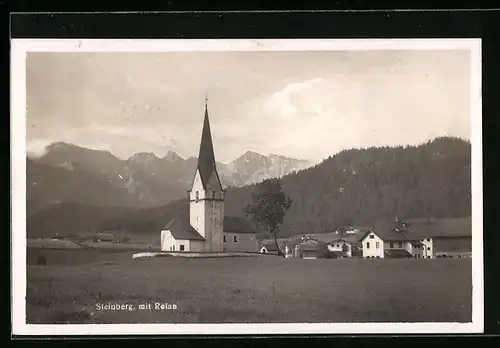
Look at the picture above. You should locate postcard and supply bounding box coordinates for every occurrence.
[11,38,483,335]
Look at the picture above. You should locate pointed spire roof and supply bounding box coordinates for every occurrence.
[196,97,222,190]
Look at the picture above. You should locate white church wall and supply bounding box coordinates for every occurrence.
[160,230,195,252]
[189,170,206,238]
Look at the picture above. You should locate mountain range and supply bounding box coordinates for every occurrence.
[26,137,472,240]
[26,142,312,215]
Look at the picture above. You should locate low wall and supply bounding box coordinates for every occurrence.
[133,251,261,259]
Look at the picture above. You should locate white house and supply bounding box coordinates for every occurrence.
[259,242,279,254]
[160,99,258,253]
[326,238,352,257]
[360,217,472,259]
[360,231,385,258]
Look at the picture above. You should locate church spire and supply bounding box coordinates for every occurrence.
[196,96,219,190]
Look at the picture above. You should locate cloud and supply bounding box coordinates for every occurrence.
[25,51,471,163]
[219,71,470,162]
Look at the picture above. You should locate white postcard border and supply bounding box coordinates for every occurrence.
[11,38,483,336]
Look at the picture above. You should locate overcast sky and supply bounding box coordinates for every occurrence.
[26,50,471,163]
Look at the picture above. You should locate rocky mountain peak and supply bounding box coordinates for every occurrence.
[163,150,183,162]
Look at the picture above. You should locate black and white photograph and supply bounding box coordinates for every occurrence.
[10,39,483,335]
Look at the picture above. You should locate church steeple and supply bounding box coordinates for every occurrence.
[196,96,221,190]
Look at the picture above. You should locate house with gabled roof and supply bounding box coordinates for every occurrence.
[326,238,354,258]
[161,218,205,252]
[160,98,258,253]
[360,217,472,259]
[259,242,280,254]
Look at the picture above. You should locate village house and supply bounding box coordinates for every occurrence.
[360,217,472,259]
[281,228,367,259]
[296,238,322,259]
[259,242,280,254]
[409,217,472,259]
[326,238,353,258]
[160,99,258,253]
[94,232,114,243]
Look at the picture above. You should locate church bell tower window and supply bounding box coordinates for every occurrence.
[195,191,199,202]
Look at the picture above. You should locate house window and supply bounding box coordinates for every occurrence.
[195,191,199,202]
[172,245,175,251]
[390,242,394,248]
[212,191,216,199]
[233,235,238,243]
[376,242,380,249]
[223,235,227,243]
[180,245,185,251]
[366,242,370,249]
[369,235,374,239]
[398,242,402,248]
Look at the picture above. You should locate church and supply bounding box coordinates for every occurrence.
[160,99,259,253]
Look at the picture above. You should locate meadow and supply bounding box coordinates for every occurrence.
[26,248,472,324]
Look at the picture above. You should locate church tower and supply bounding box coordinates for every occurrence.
[188,97,224,252]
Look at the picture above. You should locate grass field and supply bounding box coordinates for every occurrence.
[26,248,472,324]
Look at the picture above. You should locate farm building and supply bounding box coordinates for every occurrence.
[360,217,472,259]
[407,217,472,259]
[95,232,114,242]
[326,238,353,258]
[283,240,301,258]
[259,242,280,254]
[287,238,331,259]
[160,99,258,253]
[295,240,318,259]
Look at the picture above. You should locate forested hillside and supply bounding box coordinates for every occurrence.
[27,137,471,239]
[224,136,471,236]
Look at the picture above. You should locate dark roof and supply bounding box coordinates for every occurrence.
[331,235,364,245]
[284,239,302,247]
[405,217,472,238]
[96,232,114,240]
[384,249,412,258]
[97,232,114,237]
[162,218,205,241]
[261,243,279,251]
[303,232,339,243]
[361,217,472,243]
[297,240,325,251]
[196,102,222,191]
[223,216,256,234]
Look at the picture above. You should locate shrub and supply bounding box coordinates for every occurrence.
[37,255,47,265]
